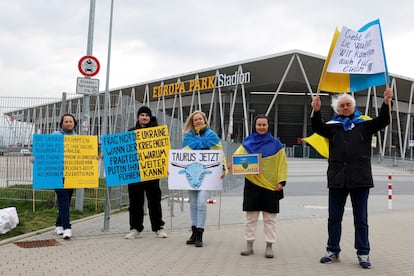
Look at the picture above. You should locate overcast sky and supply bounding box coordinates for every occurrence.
[1,0,413,99]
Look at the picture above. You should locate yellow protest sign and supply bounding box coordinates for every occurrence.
[63,135,99,188]
[135,125,170,181]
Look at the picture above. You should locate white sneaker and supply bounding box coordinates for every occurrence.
[55,226,64,235]
[155,229,168,238]
[125,229,142,239]
[358,254,371,269]
[63,229,72,239]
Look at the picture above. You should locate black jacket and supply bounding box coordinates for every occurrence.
[311,103,390,189]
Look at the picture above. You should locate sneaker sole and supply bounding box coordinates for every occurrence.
[320,258,339,264]
[125,235,142,239]
[360,263,371,269]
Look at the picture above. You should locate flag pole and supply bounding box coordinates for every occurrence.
[311,27,339,118]
[384,72,392,116]
[383,72,393,159]
[310,91,319,118]
[310,70,327,118]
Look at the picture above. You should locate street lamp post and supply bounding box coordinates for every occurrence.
[410,114,413,172]
[410,114,413,159]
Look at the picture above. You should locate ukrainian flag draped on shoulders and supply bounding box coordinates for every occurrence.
[234,132,287,191]
[304,109,372,158]
[182,127,222,150]
[182,126,227,171]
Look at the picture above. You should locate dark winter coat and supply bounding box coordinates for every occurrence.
[311,103,390,189]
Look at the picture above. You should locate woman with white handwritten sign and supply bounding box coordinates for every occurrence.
[181,111,226,247]
[124,106,168,239]
[230,114,288,258]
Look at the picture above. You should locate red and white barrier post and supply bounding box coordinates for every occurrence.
[388,173,392,210]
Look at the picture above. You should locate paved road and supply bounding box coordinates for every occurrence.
[0,158,413,275]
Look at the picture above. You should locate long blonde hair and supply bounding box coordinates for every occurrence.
[183,111,210,133]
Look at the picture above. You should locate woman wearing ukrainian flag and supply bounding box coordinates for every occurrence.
[181,110,226,247]
[232,114,288,258]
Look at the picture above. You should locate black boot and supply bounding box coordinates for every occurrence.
[195,228,204,247]
[186,226,197,245]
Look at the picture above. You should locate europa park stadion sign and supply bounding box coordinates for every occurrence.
[76,55,100,95]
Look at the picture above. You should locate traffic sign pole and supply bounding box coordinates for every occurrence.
[76,0,98,213]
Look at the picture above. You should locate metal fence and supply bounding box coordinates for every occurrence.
[0,142,243,212]
[4,94,409,213]
[0,95,244,212]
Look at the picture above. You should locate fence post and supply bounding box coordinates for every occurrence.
[387,173,392,210]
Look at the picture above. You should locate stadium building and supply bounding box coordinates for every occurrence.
[4,50,414,159]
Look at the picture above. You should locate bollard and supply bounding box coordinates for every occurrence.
[388,173,392,210]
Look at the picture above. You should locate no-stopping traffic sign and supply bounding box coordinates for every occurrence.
[78,55,100,77]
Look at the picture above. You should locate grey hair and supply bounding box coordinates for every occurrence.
[331,94,356,114]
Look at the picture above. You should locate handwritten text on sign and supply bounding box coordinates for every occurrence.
[102,131,139,186]
[64,136,99,188]
[327,24,385,74]
[101,125,170,186]
[32,134,64,189]
[136,126,170,181]
[168,149,223,190]
[32,134,98,189]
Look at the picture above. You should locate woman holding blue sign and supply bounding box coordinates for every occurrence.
[182,111,226,247]
[125,106,168,239]
[52,113,78,240]
[231,114,288,258]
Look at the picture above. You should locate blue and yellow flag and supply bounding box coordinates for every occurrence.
[319,19,389,93]
[304,114,372,159]
[182,128,227,173]
[303,134,330,159]
[234,133,287,191]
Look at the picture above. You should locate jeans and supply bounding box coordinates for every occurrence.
[55,189,74,230]
[327,188,370,255]
[188,190,209,228]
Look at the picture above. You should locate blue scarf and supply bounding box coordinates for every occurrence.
[182,128,220,150]
[330,109,367,132]
[242,132,283,158]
